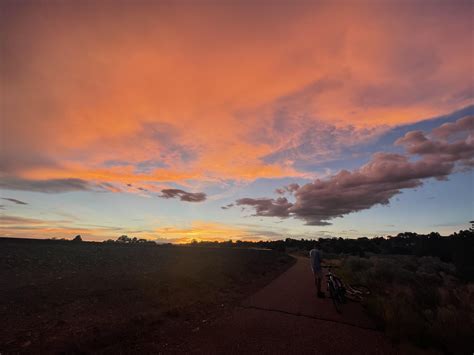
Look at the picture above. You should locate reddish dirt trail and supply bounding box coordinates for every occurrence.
[173,257,396,354]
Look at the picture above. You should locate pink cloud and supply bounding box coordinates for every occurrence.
[396,115,474,167]
[432,115,474,139]
[236,116,473,225]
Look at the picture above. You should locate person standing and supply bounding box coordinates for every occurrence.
[310,242,325,298]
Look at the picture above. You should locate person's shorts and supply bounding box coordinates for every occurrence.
[312,268,323,278]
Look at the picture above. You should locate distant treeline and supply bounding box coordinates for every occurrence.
[97,230,474,280]
[187,230,474,281]
[103,235,156,245]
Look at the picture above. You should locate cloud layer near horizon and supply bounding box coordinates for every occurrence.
[236,116,474,225]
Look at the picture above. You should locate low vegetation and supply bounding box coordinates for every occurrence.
[339,255,474,353]
[193,229,474,281]
[2,230,472,353]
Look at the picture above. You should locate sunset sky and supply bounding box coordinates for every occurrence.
[1,0,473,242]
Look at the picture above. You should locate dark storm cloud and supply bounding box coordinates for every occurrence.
[159,189,206,202]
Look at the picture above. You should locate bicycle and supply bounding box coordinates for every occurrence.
[324,265,346,313]
[345,284,371,302]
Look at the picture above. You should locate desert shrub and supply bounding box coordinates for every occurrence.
[430,302,473,354]
[400,257,418,272]
[345,256,373,272]
[418,256,455,275]
[340,255,474,353]
[384,293,428,345]
[414,282,439,309]
[369,258,398,285]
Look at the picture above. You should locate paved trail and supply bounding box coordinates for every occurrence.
[178,257,396,354]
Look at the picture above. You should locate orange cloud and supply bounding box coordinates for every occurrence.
[1,1,472,190]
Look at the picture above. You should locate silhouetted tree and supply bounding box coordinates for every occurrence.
[117,235,131,243]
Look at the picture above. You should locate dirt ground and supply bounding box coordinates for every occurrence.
[0,238,294,353]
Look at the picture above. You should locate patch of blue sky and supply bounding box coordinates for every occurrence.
[329,170,472,236]
[102,159,169,173]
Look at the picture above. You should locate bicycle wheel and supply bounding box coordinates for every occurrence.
[328,283,342,313]
[349,284,371,295]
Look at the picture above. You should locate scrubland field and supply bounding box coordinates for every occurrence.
[2,236,473,354]
[0,238,293,353]
[339,255,474,354]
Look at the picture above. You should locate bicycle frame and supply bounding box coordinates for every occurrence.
[325,267,345,313]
